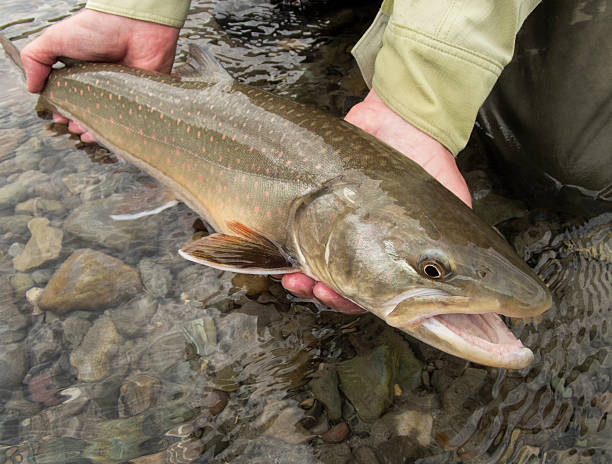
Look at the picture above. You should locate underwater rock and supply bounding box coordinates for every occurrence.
[353,446,381,464]
[10,272,35,300]
[260,400,314,444]
[63,197,159,249]
[69,315,120,382]
[0,214,32,235]
[320,422,349,444]
[381,407,433,447]
[138,257,173,298]
[231,274,271,296]
[376,329,423,393]
[0,277,27,344]
[309,363,343,421]
[0,341,27,389]
[39,249,142,313]
[337,345,399,422]
[109,294,158,338]
[118,373,160,417]
[0,180,28,210]
[0,127,26,161]
[183,316,217,357]
[62,316,91,348]
[12,218,63,272]
[15,197,66,217]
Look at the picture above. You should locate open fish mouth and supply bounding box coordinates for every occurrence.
[419,312,534,369]
[382,291,535,369]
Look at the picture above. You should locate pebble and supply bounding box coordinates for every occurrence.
[15,197,66,217]
[309,363,343,421]
[12,217,63,272]
[0,341,27,389]
[337,345,398,422]
[320,422,349,444]
[0,277,28,344]
[0,127,26,160]
[138,258,173,298]
[8,241,25,258]
[108,294,158,338]
[10,272,35,299]
[231,274,271,296]
[118,373,160,417]
[0,214,32,235]
[69,315,120,382]
[62,316,91,347]
[25,287,44,314]
[39,249,142,313]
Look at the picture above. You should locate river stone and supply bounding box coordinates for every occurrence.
[39,249,142,313]
[118,373,160,417]
[15,197,66,217]
[0,180,28,209]
[12,218,63,272]
[64,197,160,249]
[337,345,399,422]
[0,214,32,235]
[0,278,27,344]
[10,272,35,299]
[0,127,26,160]
[0,341,27,389]
[309,363,343,421]
[108,294,158,338]
[62,316,91,347]
[138,258,172,298]
[70,315,120,382]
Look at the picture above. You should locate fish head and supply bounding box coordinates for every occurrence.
[289,173,551,369]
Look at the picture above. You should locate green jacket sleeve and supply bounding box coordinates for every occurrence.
[352,0,541,155]
[86,0,191,28]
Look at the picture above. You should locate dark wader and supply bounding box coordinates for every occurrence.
[477,0,612,213]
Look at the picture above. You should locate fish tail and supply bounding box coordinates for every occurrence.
[0,34,25,78]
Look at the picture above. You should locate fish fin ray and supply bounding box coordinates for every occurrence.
[184,44,233,84]
[110,183,178,220]
[179,229,297,274]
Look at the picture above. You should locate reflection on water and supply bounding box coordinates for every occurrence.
[0,1,610,463]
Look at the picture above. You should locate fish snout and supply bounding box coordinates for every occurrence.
[502,271,552,317]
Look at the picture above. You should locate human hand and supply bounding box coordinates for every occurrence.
[282,89,472,314]
[20,9,180,142]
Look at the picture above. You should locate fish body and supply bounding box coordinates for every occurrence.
[2,38,551,368]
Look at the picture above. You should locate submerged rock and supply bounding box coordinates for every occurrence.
[108,294,157,338]
[337,345,399,422]
[64,197,159,249]
[39,249,142,313]
[15,197,66,217]
[118,373,160,417]
[309,363,343,421]
[70,315,120,382]
[12,218,63,272]
[0,341,27,389]
[0,214,32,235]
[138,257,173,298]
[0,278,27,344]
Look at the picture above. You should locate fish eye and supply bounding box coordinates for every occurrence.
[418,250,452,280]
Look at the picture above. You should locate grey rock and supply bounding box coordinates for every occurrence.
[64,197,159,249]
[12,217,63,272]
[0,278,27,344]
[0,181,28,210]
[8,241,25,258]
[15,197,66,217]
[39,249,142,313]
[29,321,63,366]
[117,373,160,417]
[108,294,157,338]
[309,363,343,421]
[14,140,43,171]
[70,315,120,382]
[138,257,173,298]
[17,170,50,190]
[0,214,32,235]
[338,345,399,422]
[353,446,380,464]
[62,316,91,347]
[183,316,217,356]
[0,341,27,389]
[0,127,26,161]
[31,268,53,285]
[10,272,34,299]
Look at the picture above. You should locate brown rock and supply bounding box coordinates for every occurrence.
[321,422,349,444]
[39,249,142,313]
[12,217,63,272]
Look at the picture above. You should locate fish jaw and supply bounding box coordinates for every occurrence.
[380,292,551,369]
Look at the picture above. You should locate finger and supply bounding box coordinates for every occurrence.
[53,113,68,124]
[80,131,97,143]
[281,273,316,299]
[68,120,87,134]
[20,29,66,93]
[312,282,366,314]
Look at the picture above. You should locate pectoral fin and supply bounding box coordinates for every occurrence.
[179,221,298,274]
[110,183,179,220]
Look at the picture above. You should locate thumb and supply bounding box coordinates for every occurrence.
[20,27,67,93]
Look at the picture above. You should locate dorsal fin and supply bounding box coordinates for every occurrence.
[185,44,233,84]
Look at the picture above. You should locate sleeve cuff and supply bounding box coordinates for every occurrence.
[86,0,190,28]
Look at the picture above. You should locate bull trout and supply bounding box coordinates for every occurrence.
[1,37,551,369]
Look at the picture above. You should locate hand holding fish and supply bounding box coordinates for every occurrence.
[20,9,179,141]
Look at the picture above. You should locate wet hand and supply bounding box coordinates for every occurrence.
[282,89,472,314]
[21,9,180,142]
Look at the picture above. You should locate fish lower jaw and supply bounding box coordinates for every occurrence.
[413,313,533,369]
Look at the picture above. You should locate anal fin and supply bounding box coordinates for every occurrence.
[179,221,298,275]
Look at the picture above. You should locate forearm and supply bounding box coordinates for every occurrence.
[353,0,541,155]
[86,0,191,28]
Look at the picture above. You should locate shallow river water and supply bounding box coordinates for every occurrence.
[0,1,610,463]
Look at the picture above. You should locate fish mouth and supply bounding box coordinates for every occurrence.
[381,291,536,369]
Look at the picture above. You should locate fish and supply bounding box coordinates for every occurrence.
[1,36,552,369]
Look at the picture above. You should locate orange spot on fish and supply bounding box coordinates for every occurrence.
[160,113,164,119]
[202,146,206,153]
[87,108,91,113]
[138,105,142,111]
[129,108,132,115]
[109,93,113,100]
[261,148,266,153]
[316,164,321,169]
[279,151,284,157]
[264,191,269,197]
[241,176,245,182]
[266,169,270,175]
[96,103,100,109]
[210,136,214,142]
[130,89,134,94]
[255,207,260,214]
[267,211,271,218]
[138,129,143,135]
[118,95,121,101]
[175,149,180,155]
[119,114,122,119]
[249,147,254,152]
[199,174,203,181]
[188,164,191,170]
[210,167,214,174]
[166,158,171,164]
[187,126,191,133]
[80,89,83,95]
[277,207,281,214]
[285,160,292,166]
[177,119,181,125]
[50,91,54,99]
[236,158,241,164]
[56,82,60,87]
[109,117,114,123]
